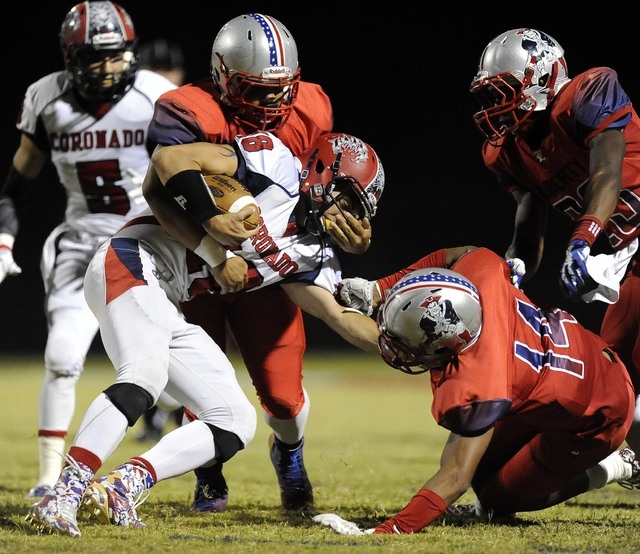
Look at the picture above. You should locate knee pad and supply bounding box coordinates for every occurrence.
[103,383,154,427]
[205,423,244,463]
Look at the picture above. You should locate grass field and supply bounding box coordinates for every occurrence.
[1,351,640,553]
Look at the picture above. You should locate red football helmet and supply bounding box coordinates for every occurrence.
[297,133,385,237]
[59,1,138,103]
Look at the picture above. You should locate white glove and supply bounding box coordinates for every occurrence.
[0,233,21,284]
[506,257,526,288]
[312,513,375,535]
[336,277,378,316]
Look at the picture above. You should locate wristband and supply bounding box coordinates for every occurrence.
[194,234,235,268]
[570,215,604,247]
[0,232,15,250]
[165,169,221,224]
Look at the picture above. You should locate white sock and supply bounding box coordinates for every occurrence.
[585,449,632,490]
[262,388,310,444]
[38,436,66,488]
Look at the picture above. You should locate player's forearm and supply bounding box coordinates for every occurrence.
[283,282,379,354]
[143,166,204,250]
[326,311,379,354]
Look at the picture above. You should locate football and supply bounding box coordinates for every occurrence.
[203,174,260,230]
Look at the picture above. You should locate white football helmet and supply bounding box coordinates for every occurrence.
[211,13,301,131]
[470,28,570,143]
[297,133,385,237]
[59,1,138,103]
[377,268,483,374]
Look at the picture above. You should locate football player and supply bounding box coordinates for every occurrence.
[469,28,640,454]
[0,1,177,500]
[138,38,186,87]
[144,13,371,513]
[25,131,383,536]
[315,246,637,534]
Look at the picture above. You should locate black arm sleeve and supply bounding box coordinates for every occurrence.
[0,165,34,235]
[164,169,220,224]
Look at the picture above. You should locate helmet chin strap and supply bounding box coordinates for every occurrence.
[299,148,319,186]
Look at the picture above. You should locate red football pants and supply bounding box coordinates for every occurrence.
[181,286,306,419]
[471,412,631,515]
[600,268,640,394]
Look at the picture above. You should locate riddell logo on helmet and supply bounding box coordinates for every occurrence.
[263,67,292,77]
[92,32,125,48]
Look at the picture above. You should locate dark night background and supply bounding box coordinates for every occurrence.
[2,1,637,354]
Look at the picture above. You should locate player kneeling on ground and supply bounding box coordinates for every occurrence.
[314,246,639,534]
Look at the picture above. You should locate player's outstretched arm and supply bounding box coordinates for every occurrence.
[336,246,477,314]
[282,282,379,354]
[314,429,494,535]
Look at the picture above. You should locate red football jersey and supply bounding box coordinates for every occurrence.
[148,78,333,156]
[382,248,635,437]
[482,67,640,249]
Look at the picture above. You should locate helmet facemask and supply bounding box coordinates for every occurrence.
[66,46,137,103]
[470,72,537,143]
[303,177,369,238]
[470,28,570,144]
[213,52,300,131]
[377,315,448,375]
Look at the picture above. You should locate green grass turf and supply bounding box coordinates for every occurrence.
[1,351,639,553]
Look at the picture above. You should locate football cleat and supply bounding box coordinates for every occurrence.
[82,463,152,528]
[444,503,480,519]
[269,434,313,511]
[25,458,93,537]
[190,463,229,513]
[443,499,516,524]
[616,447,640,490]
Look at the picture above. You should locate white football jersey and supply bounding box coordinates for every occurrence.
[109,131,342,305]
[17,69,176,236]
[232,132,342,294]
[107,215,211,305]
